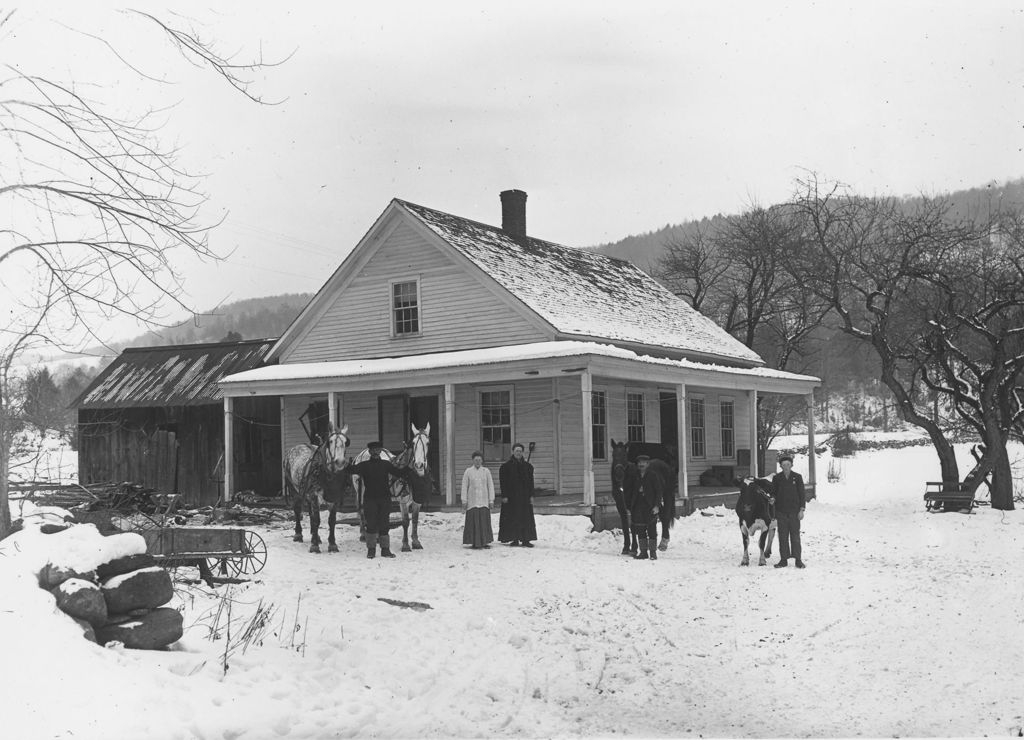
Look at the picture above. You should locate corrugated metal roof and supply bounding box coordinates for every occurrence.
[396,200,763,365]
[73,339,276,409]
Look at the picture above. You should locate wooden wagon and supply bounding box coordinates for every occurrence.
[73,492,268,587]
[137,526,268,586]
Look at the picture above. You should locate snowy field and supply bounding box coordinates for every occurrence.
[3,443,1024,739]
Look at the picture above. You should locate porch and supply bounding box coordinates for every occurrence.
[218,341,821,513]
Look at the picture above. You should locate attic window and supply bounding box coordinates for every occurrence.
[391,279,420,336]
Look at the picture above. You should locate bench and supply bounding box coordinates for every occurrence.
[924,481,976,512]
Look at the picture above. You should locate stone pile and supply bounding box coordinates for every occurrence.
[37,527,183,650]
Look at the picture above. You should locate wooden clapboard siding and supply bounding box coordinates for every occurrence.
[451,379,559,498]
[505,379,556,493]
[285,222,550,363]
[556,376,585,497]
[282,395,320,451]
[682,385,751,485]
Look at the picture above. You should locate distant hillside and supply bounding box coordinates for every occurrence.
[589,178,1024,272]
[115,293,313,349]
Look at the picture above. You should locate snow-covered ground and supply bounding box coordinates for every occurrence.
[3,443,1024,739]
[8,431,78,488]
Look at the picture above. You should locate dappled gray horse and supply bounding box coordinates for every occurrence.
[285,424,351,553]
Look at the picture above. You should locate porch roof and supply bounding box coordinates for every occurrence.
[220,341,819,396]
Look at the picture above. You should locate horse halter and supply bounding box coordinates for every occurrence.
[319,429,350,474]
[410,429,429,475]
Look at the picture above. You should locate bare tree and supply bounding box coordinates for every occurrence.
[0,11,284,537]
[657,205,829,469]
[789,175,1022,510]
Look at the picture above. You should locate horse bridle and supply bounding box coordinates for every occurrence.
[411,430,429,475]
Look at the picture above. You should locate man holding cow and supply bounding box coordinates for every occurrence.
[772,454,807,569]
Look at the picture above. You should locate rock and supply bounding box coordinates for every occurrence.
[52,579,107,627]
[38,563,96,590]
[72,617,97,643]
[97,553,157,581]
[102,567,173,613]
[95,607,183,650]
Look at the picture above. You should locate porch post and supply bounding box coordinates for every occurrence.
[551,378,562,495]
[280,396,286,498]
[444,383,455,506]
[806,391,817,490]
[676,383,688,502]
[580,369,595,508]
[223,396,234,504]
[327,391,337,428]
[748,389,759,477]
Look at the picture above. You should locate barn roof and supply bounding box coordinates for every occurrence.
[73,339,276,409]
[395,200,763,365]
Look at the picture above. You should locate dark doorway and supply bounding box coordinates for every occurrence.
[378,395,408,453]
[378,394,442,500]
[409,395,440,480]
[660,392,678,450]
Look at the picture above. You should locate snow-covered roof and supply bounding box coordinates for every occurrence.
[395,200,763,366]
[221,340,817,388]
[73,339,276,409]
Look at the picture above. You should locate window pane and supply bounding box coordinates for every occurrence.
[592,390,607,460]
[627,392,645,444]
[392,281,419,334]
[720,400,735,458]
[690,398,705,458]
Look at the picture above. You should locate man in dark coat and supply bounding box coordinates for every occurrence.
[350,441,412,559]
[630,454,662,561]
[498,443,537,547]
[771,454,806,568]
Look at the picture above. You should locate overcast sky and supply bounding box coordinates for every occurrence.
[7,1,1024,342]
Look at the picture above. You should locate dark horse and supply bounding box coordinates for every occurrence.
[285,423,351,553]
[613,440,677,551]
[610,440,639,555]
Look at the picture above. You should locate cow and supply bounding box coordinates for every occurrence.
[734,476,777,566]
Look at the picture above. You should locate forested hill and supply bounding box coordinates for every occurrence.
[116,293,313,349]
[588,178,1024,268]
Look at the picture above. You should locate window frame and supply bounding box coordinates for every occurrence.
[719,396,736,459]
[689,394,706,460]
[478,384,515,464]
[591,387,608,461]
[389,276,422,338]
[626,390,646,444]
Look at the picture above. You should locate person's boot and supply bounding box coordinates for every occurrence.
[380,534,396,558]
[634,534,649,560]
[411,511,423,550]
[649,538,658,561]
[365,533,378,560]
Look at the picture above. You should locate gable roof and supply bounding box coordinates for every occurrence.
[73,339,276,410]
[395,200,763,365]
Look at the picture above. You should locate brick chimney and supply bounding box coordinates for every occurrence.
[500,189,527,238]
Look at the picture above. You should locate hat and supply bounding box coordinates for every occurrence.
[368,441,384,451]
[778,454,793,464]
[635,454,651,462]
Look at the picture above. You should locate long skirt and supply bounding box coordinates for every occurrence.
[462,506,493,547]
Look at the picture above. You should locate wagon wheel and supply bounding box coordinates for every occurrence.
[206,531,268,578]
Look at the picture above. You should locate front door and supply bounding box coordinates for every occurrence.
[660,391,678,449]
[377,394,442,499]
[409,395,440,482]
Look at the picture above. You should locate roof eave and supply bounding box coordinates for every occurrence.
[553,332,764,368]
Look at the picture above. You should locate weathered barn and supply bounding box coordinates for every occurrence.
[74,339,281,506]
